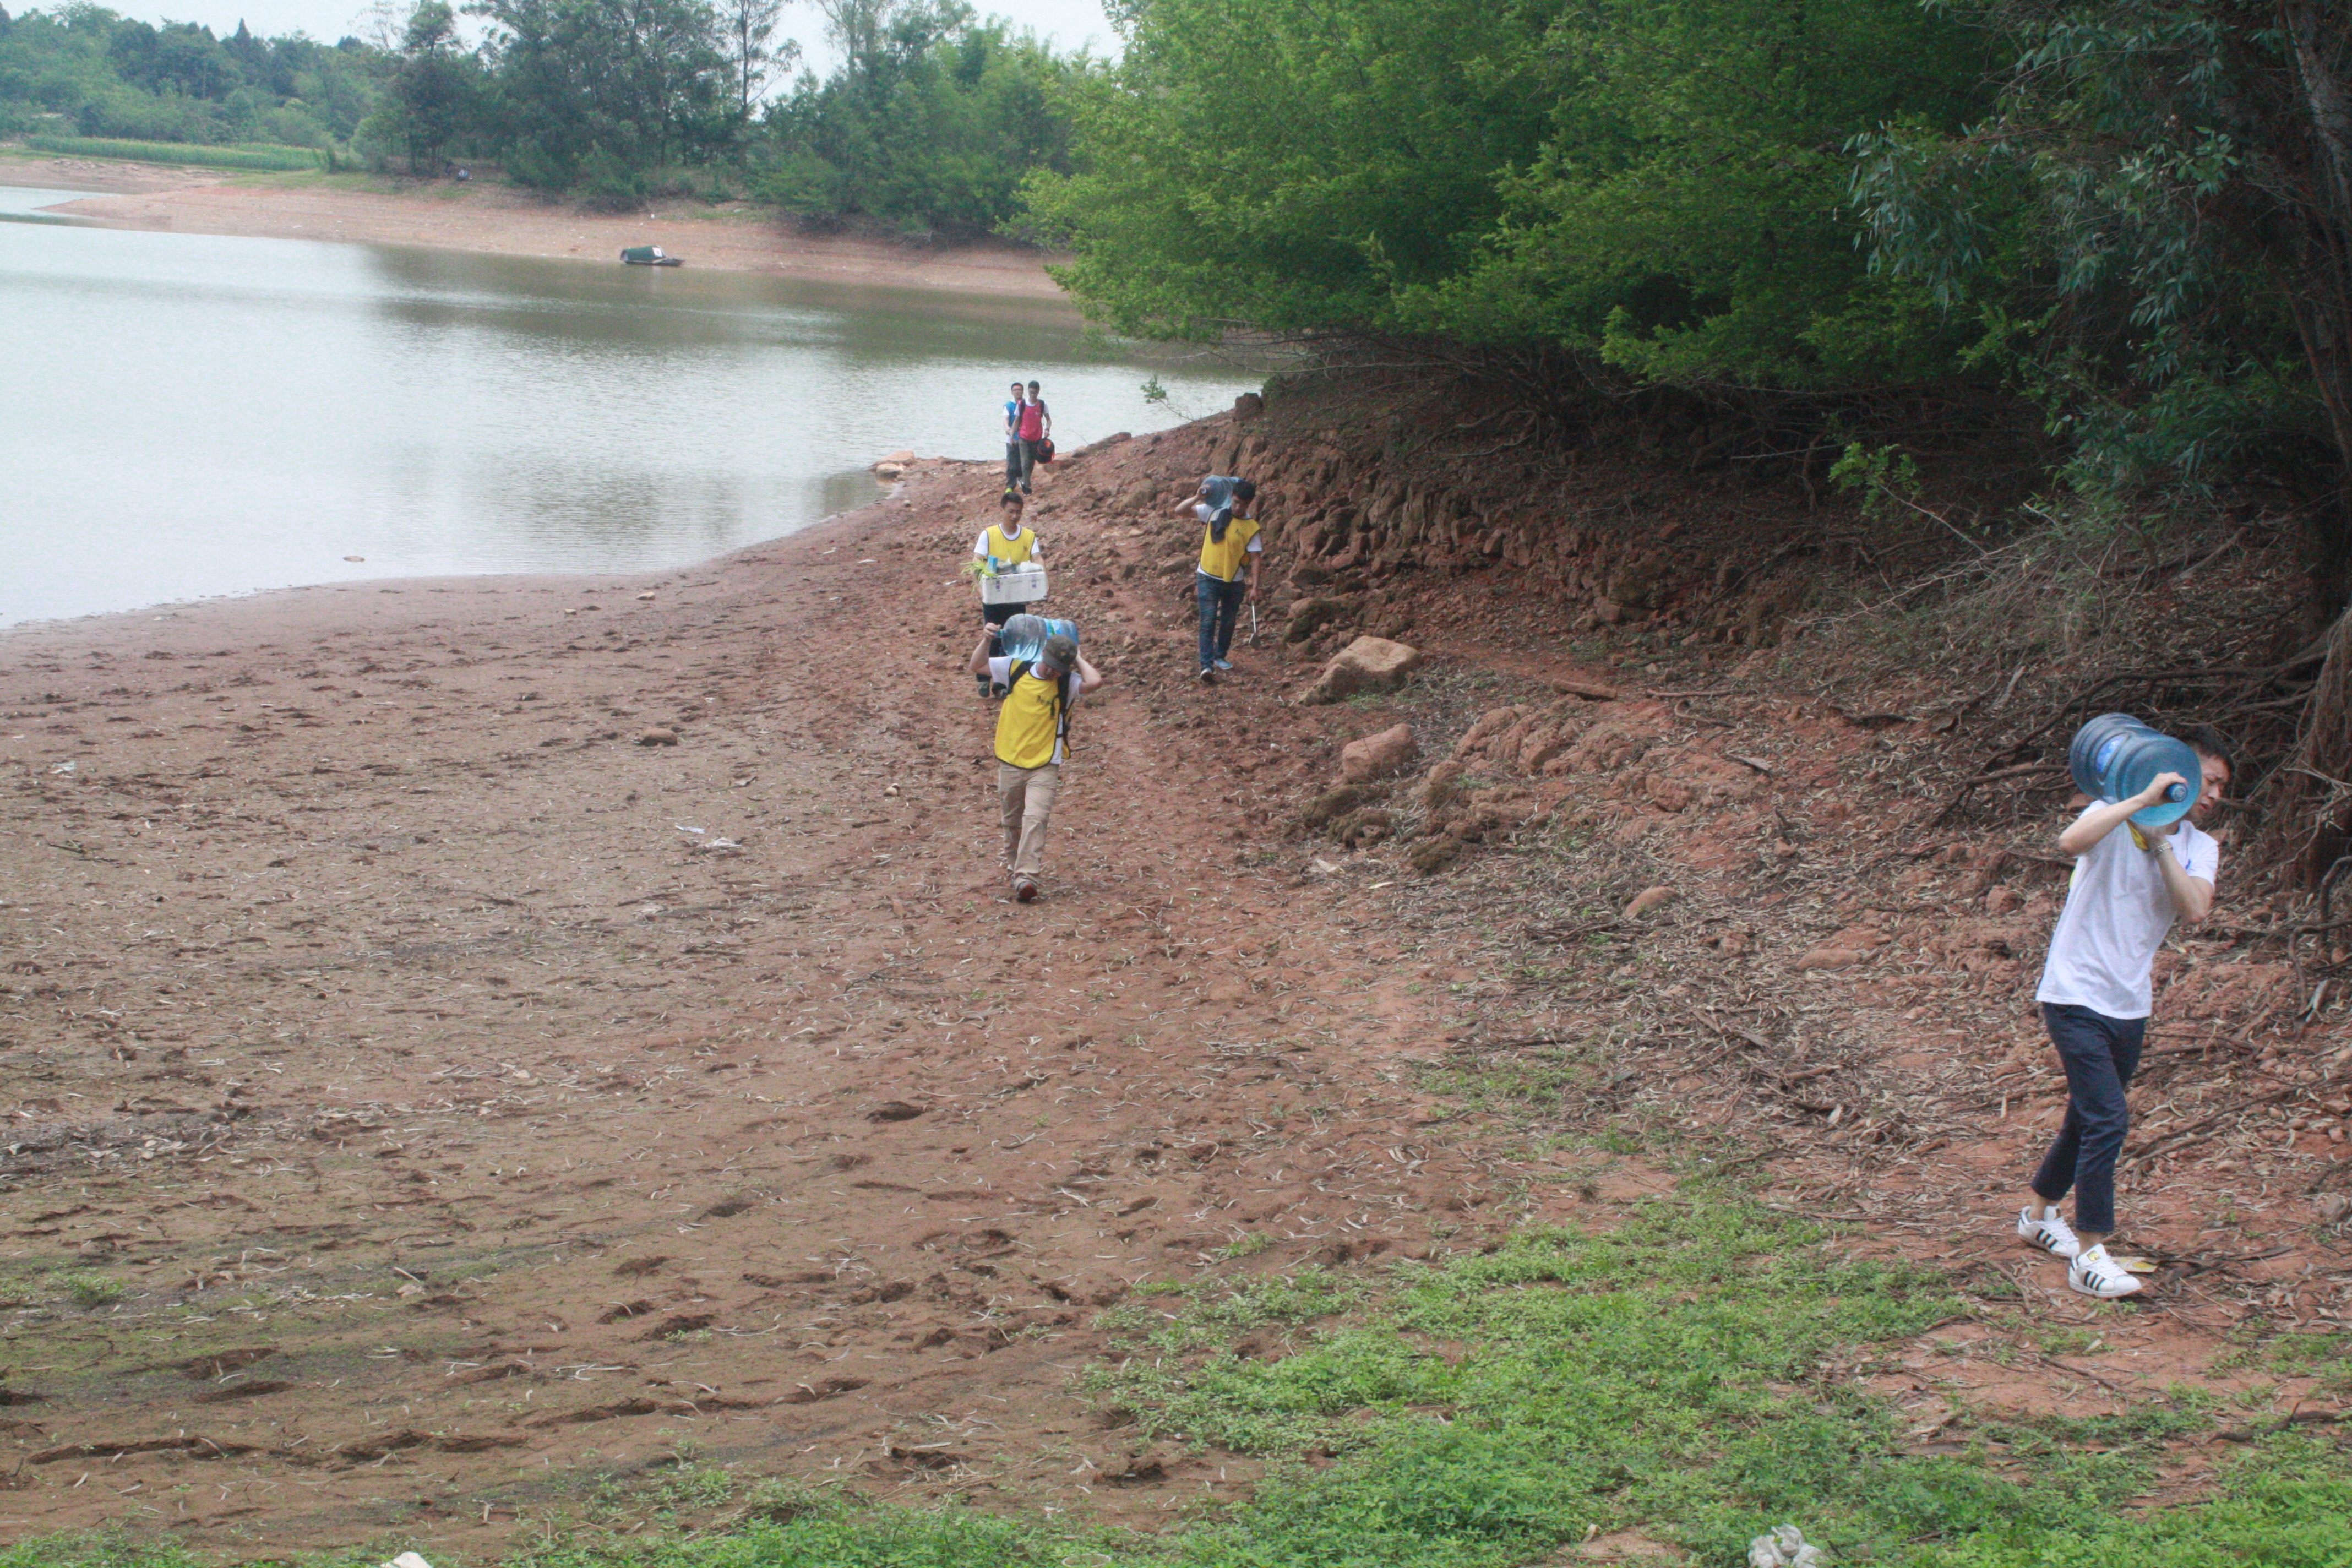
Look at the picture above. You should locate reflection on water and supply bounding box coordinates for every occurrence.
[0,189,1258,628]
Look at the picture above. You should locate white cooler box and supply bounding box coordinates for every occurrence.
[979,565,1048,605]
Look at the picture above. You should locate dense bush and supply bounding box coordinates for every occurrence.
[754,4,1084,236]
[0,6,387,151]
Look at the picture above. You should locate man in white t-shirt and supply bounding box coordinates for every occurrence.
[2016,725,2231,1298]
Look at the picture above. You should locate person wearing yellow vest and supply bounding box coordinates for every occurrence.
[963,630,1104,902]
[972,490,1045,696]
[1172,475,1261,682]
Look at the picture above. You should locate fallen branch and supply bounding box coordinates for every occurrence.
[1929,761,2068,829]
[2128,1086,2301,1164]
[2035,1353,2135,1394]
[2213,1408,2349,1443]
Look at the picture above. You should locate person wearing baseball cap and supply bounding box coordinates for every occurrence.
[964,629,1103,901]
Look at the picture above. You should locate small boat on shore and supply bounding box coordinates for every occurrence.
[620,245,682,266]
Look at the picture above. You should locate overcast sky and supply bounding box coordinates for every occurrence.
[88,0,1120,68]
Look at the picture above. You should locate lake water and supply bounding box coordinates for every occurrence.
[0,183,1255,629]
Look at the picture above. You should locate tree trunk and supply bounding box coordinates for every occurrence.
[2277,0,2352,624]
[2263,604,2352,884]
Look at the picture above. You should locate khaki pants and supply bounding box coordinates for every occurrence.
[997,761,1060,878]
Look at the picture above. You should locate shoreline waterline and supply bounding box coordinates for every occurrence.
[0,188,1259,629]
[0,147,1075,300]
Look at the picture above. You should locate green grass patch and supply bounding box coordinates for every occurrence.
[22,135,322,172]
[1081,1201,2352,1567]
[46,1268,126,1308]
[8,1205,2351,1568]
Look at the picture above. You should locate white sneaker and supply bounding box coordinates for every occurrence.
[2017,1206,2081,1259]
[2068,1244,2143,1299]
[1212,658,1233,671]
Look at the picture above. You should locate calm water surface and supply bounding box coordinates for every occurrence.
[0,183,1254,628]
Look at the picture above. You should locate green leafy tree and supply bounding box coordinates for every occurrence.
[1028,0,1559,341]
[1,4,387,145]
[755,3,1079,234]
[471,0,733,195]
[720,0,792,119]
[1852,0,2352,617]
[356,0,488,171]
[1030,0,1990,393]
[1403,0,1995,388]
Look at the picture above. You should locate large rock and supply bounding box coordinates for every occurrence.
[1302,636,1423,705]
[1337,724,1417,786]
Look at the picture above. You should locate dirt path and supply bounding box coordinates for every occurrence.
[0,429,1498,1555]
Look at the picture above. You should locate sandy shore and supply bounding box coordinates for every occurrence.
[3,149,1071,298]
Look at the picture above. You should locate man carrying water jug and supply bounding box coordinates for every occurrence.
[964,629,1104,903]
[2016,723,2231,1298]
[973,491,1044,697]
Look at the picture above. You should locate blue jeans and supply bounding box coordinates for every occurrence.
[2031,1003,2146,1234]
[1196,573,1245,671]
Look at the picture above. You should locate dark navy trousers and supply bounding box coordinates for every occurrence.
[2031,1002,2146,1234]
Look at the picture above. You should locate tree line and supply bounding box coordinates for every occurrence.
[1033,0,2350,623]
[0,0,1084,230]
[0,2,382,148]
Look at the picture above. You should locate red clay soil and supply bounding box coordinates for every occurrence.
[1,408,2347,1563]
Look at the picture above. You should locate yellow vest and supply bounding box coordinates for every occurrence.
[983,523,1037,567]
[1197,516,1261,582]
[994,664,1069,769]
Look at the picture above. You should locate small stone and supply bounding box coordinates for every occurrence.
[1623,885,1675,920]
[636,728,679,747]
[636,591,656,601]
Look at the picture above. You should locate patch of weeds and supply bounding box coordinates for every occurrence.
[2254,1327,2352,1390]
[47,1270,126,1308]
[1087,1200,2234,1565]
[1218,1233,1275,1260]
[1096,1268,1357,1359]
[645,1463,740,1513]
[502,1498,1075,1566]
[1976,1401,2211,1453]
[1897,1435,2352,1567]
[1417,1044,1592,1120]
[2234,1380,2282,1411]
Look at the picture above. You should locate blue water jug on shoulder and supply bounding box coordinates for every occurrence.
[2067,712,2199,827]
[997,613,1080,664]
